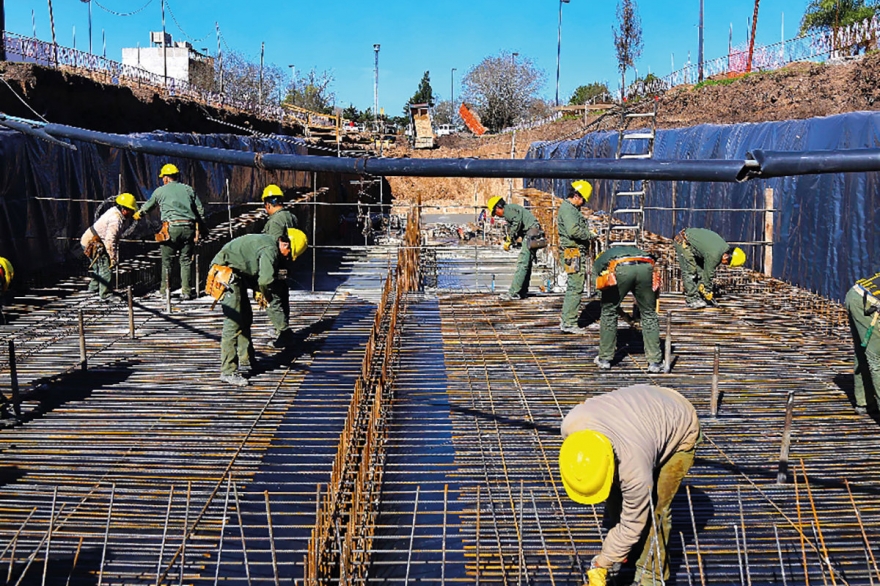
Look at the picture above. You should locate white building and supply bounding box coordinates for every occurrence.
[121,32,214,86]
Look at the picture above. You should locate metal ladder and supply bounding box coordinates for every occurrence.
[605,100,658,248]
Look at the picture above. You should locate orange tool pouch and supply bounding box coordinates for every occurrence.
[597,256,656,291]
[206,264,234,303]
[653,268,662,292]
[83,234,104,260]
[673,229,689,248]
[155,221,171,243]
[563,247,581,274]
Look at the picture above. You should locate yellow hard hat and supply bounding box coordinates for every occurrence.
[559,429,615,505]
[115,192,138,211]
[159,163,180,177]
[262,184,284,201]
[487,196,504,213]
[571,180,593,202]
[729,247,746,267]
[0,257,13,293]
[287,228,308,260]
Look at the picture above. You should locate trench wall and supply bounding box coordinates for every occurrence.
[526,110,880,302]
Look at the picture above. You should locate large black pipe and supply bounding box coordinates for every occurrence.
[748,149,880,177]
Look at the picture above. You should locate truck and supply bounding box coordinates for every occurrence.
[408,103,436,149]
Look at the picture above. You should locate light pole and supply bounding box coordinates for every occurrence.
[78,0,92,55]
[555,0,571,107]
[288,64,295,105]
[373,44,380,132]
[450,67,456,125]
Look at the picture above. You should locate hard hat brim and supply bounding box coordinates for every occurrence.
[561,466,613,505]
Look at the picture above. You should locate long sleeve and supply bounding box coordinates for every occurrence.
[257,252,278,294]
[102,214,124,263]
[191,190,206,222]
[140,189,160,215]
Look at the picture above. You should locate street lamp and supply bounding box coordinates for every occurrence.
[79,0,92,55]
[556,0,571,107]
[450,67,457,126]
[288,64,295,104]
[373,44,380,132]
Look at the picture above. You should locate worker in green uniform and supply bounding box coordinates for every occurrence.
[593,246,663,373]
[558,181,597,334]
[134,163,206,300]
[673,228,746,309]
[846,274,880,414]
[487,196,546,301]
[261,184,299,330]
[210,230,308,387]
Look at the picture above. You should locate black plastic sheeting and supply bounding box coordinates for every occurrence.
[526,110,880,302]
[0,130,308,282]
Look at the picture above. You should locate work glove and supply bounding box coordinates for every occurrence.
[254,291,268,310]
[586,567,607,586]
[503,237,512,252]
[133,211,142,221]
[697,283,714,301]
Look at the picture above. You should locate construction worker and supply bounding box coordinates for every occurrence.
[846,273,880,414]
[134,163,206,300]
[560,384,700,586]
[261,184,299,325]
[674,228,746,308]
[592,245,663,373]
[209,229,307,387]
[487,196,546,301]
[0,257,13,324]
[558,181,597,334]
[80,193,138,301]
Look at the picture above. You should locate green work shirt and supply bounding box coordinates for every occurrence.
[211,233,282,293]
[684,228,729,285]
[501,203,539,239]
[262,208,298,240]
[557,199,595,249]
[593,245,649,275]
[140,181,206,223]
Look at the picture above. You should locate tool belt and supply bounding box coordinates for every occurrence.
[562,247,581,274]
[83,233,105,260]
[525,225,547,251]
[206,264,234,303]
[596,256,655,291]
[155,221,171,243]
[673,229,689,248]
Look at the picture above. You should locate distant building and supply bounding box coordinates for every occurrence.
[121,32,214,86]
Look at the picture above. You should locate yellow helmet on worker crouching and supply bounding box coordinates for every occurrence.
[287,228,308,260]
[571,180,593,202]
[115,192,138,211]
[559,429,615,505]
[487,196,504,213]
[729,247,746,267]
[159,163,180,177]
[0,257,13,293]
[262,184,284,201]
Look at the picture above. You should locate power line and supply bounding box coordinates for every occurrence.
[92,0,155,18]
[164,0,213,45]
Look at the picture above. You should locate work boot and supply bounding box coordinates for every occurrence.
[855,405,869,415]
[220,373,249,387]
[593,356,611,370]
[498,292,522,301]
[648,362,665,374]
[560,322,588,334]
[180,291,196,301]
[686,298,707,309]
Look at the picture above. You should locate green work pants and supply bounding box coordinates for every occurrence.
[674,242,701,303]
[509,243,537,297]
[603,448,695,585]
[561,249,586,326]
[220,279,256,375]
[846,287,880,409]
[598,262,661,363]
[87,252,112,299]
[160,223,195,296]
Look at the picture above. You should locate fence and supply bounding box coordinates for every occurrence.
[2,31,298,126]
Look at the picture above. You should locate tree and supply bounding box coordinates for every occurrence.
[284,68,336,113]
[342,104,360,122]
[801,0,877,33]
[569,82,611,105]
[460,51,546,132]
[216,50,287,110]
[407,71,435,107]
[432,99,455,125]
[612,0,643,101]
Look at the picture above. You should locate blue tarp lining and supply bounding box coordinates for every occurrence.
[525,110,880,302]
[0,130,308,279]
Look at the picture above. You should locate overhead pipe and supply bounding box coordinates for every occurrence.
[5,113,880,182]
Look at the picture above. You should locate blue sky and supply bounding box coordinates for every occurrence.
[7,0,808,114]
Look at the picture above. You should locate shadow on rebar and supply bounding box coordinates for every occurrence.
[447,404,559,435]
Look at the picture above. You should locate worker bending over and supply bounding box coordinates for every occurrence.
[592,245,663,373]
[674,228,745,308]
[261,184,299,330]
[134,163,206,300]
[846,273,880,415]
[80,193,138,302]
[557,181,597,334]
[487,196,546,301]
[560,384,700,586]
[208,230,307,387]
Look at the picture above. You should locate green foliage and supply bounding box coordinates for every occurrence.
[342,104,360,121]
[692,77,741,90]
[568,82,611,105]
[403,71,435,115]
[800,0,878,34]
[284,68,336,113]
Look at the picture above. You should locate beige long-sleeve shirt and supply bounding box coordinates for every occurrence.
[560,384,700,568]
[80,207,126,263]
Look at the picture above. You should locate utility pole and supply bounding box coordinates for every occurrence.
[697,0,704,82]
[450,67,456,125]
[216,22,223,94]
[555,0,571,107]
[48,0,58,67]
[259,41,265,108]
[746,0,760,73]
[161,0,167,87]
[373,43,380,132]
[0,0,6,62]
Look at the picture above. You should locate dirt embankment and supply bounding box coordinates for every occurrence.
[388,53,880,209]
